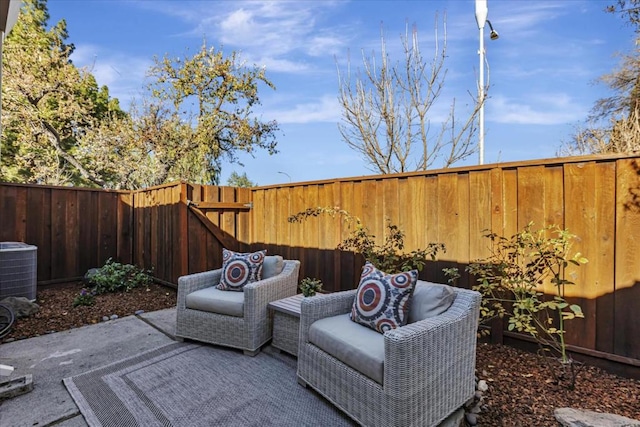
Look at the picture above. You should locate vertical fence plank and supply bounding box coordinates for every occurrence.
[26,187,52,282]
[594,161,616,355]
[517,165,546,228]
[0,186,17,242]
[564,162,598,349]
[117,192,133,265]
[50,189,67,280]
[77,191,94,275]
[188,184,205,273]
[468,170,492,264]
[276,186,292,260]
[338,182,357,290]
[289,185,306,271]
[236,187,252,251]
[615,158,640,359]
[437,173,459,284]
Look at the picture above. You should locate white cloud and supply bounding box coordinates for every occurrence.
[489,94,587,125]
[270,95,341,124]
[134,0,350,74]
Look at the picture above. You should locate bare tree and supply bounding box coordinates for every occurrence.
[337,16,484,174]
[560,2,640,156]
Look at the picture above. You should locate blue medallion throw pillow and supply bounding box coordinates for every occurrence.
[350,262,418,333]
[216,249,266,291]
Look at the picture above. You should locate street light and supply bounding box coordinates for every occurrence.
[475,0,499,165]
[277,171,291,182]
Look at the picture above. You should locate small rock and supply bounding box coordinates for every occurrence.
[134,310,144,315]
[102,316,109,322]
[470,403,482,414]
[110,314,118,320]
[465,412,478,426]
[554,407,640,427]
[465,396,475,407]
[474,390,484,399]
[83,268,100,283]
[477,379,488,392]
[4,338,15,343]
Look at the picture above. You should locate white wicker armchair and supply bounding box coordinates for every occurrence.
[297,286,481,427]
[176,260,300,356]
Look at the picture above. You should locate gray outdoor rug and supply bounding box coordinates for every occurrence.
[63,342,354,427]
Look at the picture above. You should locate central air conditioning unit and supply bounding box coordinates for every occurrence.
[0,242,37,301]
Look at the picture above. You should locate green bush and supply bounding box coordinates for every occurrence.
[299,277,323,297]
[458,222,587,388]
[89,258,152,294]
[72,288,96,307]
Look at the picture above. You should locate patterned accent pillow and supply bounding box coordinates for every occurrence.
[350,262,418,334]
[216,249,266,291]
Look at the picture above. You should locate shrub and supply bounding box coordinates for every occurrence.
[299,277,323,297]
[288,206,444,274]
[458,222,587,388]
[72,288,96,307]
[89,258,152,294]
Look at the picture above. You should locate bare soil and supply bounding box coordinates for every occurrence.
[2,281,177,342]
[3,283,640,426]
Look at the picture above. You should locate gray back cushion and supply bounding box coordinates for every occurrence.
[262,255,284,279]
[408,280,456,323]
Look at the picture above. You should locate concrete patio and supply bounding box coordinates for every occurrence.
[0,308,178,427]
[0,307,470,427]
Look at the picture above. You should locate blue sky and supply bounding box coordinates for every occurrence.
[47,0,635,186]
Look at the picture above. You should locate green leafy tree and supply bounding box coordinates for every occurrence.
[145,42,280,185]
[1,0,124,186]
[226,171,257,187]
[2,1,279,189]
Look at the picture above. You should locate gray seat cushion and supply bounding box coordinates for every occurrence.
[185,287,244,317]
[408,280,456,323]
[262,255,284,279]
[309,313,385,384]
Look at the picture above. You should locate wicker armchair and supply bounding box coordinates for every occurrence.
[297,286,481,427]
[176,260,300,356]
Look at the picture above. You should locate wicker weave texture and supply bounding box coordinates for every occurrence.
[176,260,300,354]
[272,311,300,356]
[297,287,481,427]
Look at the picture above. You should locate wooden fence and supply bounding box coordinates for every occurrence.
[248,154,640,369]
[0,183,132,284]
[130,182,252,285]
[1,153,639,372]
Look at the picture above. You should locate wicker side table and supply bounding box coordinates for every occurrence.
[268,293,304,356]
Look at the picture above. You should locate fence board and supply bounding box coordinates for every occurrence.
[25,187,51,281]
[564,162,597,349]
[594,161,616,355]
[0,186,17,242]
[614,159,640,359]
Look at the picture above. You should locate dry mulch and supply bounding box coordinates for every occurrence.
[2,283,640,426]
[476,342,640,425]
[2,281,177,342]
